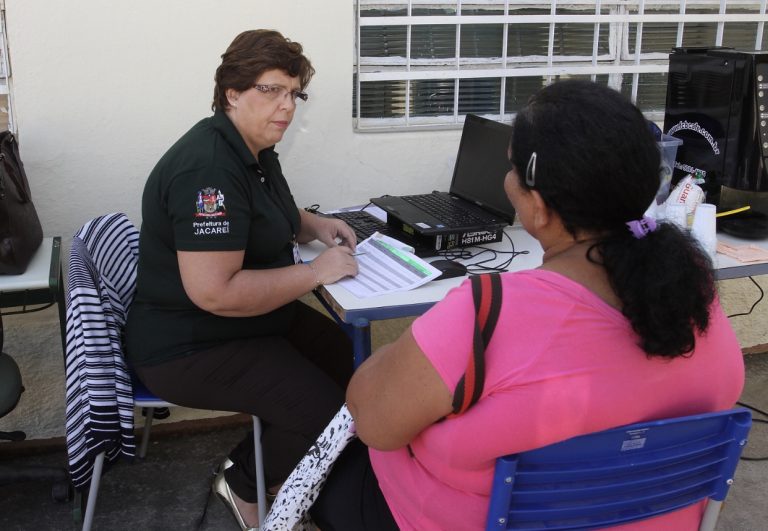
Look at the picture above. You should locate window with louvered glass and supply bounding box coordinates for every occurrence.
[354,0,767,131]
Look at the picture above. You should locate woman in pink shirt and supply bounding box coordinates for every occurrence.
[310,80,745,530]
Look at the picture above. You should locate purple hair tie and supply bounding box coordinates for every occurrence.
[626,216,657,239]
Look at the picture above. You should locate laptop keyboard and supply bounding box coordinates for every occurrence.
[331,210,434,257]
[402,194,487,227]
[332,211,390,242]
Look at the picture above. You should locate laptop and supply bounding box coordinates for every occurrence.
[371,114,515,242]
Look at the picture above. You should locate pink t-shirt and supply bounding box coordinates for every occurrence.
[370,270,744,531]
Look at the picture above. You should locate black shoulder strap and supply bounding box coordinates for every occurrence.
[449,273,502,417]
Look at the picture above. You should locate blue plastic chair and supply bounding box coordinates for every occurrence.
[485,408,752,531]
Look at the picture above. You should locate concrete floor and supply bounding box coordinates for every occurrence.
[717,354,768,531]
[0,415,251,531]
[0,355,766,531]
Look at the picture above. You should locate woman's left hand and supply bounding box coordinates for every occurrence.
[299,210,357,251]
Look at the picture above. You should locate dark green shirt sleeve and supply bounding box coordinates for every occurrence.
[168,165,251,251]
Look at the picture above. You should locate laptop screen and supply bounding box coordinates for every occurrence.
[449,114,516,223]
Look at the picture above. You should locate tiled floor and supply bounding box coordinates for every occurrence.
[1,356,767,531]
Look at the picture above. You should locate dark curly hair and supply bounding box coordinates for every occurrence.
[212,29,315,112]
[510,80,714,358]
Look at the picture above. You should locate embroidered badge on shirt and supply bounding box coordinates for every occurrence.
[193,187,230,236]
[195,187,226,217]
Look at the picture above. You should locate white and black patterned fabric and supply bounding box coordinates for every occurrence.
[263,404,356,531]
[64,213,139,490]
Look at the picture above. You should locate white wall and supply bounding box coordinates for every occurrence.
[2,0,766,441]
[7,0,459,239]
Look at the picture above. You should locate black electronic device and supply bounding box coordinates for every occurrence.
[328,210,437,257]
[430,259,468,280]
[371,114,514,250]
[717,209,768,239]
[664,47,768,237]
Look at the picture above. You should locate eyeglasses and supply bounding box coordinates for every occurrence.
[252,84,308,103]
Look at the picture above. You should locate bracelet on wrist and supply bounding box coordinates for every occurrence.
[307,262,321,287]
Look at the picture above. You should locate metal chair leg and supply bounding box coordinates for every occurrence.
[253,416,267,529]
[139,407,155,459]
[81,451,105,531]
[699,499,723,531]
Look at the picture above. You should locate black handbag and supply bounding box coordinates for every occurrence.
[0,131,43,274]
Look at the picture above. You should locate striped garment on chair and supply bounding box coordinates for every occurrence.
[64,213,139,489]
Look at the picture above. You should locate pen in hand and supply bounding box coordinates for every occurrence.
[352,252,367,256]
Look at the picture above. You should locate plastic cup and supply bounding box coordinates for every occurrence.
[665,203,688,230]
[691,203,717,262]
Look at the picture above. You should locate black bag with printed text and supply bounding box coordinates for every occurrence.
[0,131,43,274]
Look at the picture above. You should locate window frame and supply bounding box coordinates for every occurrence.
[354,0,768,131]
[0,1,14,134]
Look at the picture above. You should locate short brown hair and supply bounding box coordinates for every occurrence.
[212,29,315,111]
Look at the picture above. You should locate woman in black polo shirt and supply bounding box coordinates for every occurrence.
[124,29,358,529]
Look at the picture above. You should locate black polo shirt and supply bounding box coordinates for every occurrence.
[125,111,301,366]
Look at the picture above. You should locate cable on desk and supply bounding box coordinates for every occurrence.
[438,230,530,275]
[727,276,764,319]
[310,205,531,273]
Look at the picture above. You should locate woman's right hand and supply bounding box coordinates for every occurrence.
[311,245,359,285]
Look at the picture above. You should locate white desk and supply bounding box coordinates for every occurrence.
[302,226,768,366]
[0,237,66,355]
[0,237,71,501]
[711,232,768,280]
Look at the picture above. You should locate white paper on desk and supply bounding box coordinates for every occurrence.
[335,232,442,298]
[717,241,768,263]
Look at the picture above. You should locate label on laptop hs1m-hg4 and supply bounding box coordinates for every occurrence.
[398,222,503,250]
